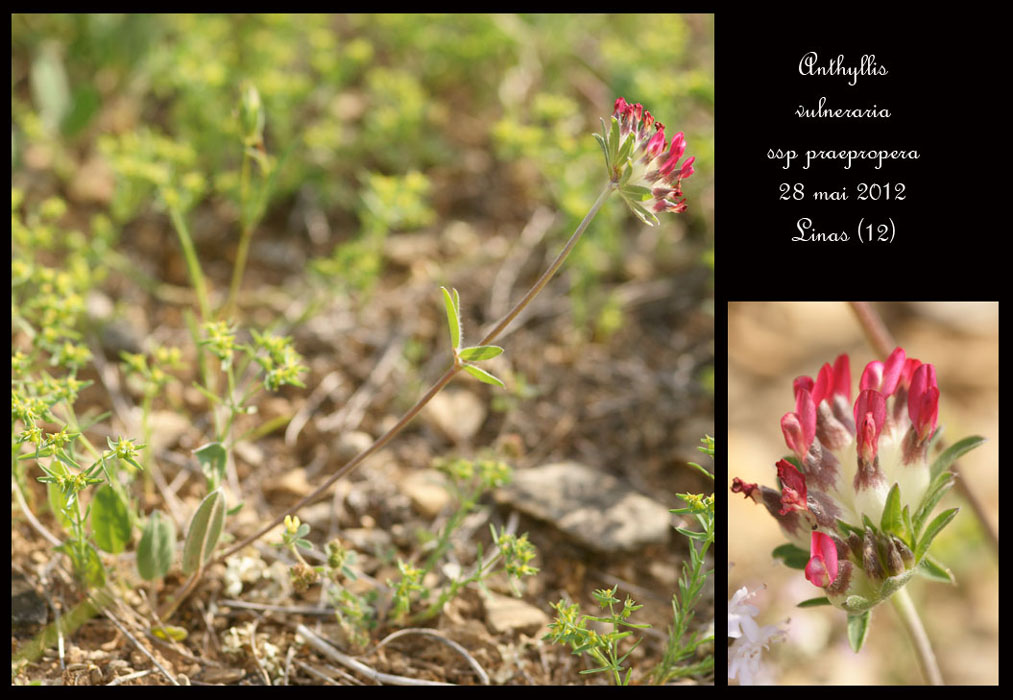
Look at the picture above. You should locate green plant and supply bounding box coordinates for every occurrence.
[653,435,715,682]
[269,457,539,648]
[545,585,651,685]
[543,436,715,685]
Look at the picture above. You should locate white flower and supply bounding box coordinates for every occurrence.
[728,585,787,685]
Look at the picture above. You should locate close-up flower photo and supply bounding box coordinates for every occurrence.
[728,302,997,685]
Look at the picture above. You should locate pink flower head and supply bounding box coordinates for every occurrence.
[908,363,939,441]
[781,388,816,460]
[775,458,808,515]
[600,97,695,225]
[854,389,887,463]
[805,531,839,587]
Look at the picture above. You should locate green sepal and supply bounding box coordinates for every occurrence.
[929,435,985,479]
[915,554,956,585]
[771,543,809,570]
[463,363,505,388]
[615,128,634,169]
[797,597,831,608]
[880,482,903,536]
[458,345,504,362]
[90,484,132,554]
[914,507,959,563]
[847,610,871,652]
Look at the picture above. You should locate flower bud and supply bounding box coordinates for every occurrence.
[239,82,265,148]
[862,528,884,581]
[883,535,904,576]
[596,97,695,225]
[892,535,914,568]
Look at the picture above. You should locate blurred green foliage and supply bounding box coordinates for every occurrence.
[12,13,713,320]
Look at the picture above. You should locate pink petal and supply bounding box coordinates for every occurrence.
[812,362,834,406]
[805,531,839,587]
[776,459,808,515]
[908,363,939,440]
[832,354,852,403]
[860,361,883,391]
[797,389,817,450]
[880,347,907,396]
[794,376,814,401]
[854,389,886,460]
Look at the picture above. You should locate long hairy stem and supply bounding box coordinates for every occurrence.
[209,183,615,570]
[890,587,942,685]
[168,206,212,321]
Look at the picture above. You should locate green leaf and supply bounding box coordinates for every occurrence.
[137,510,176,581]
[914,507,959,563]
[194,442,227,491]
[45,461,73,533]
[58,540,106,587]
[847,610,871,652]
[441,286,461,350]
[30,43,71,134]
[913,471,955,539]
[915,555,956,585]
[620,184,652,199]
[675,527,708,540]
[901,505,914,546]
[458,345,504,362]
[54,449,83,471]
[929,435,985,479]
[771,543,809,570]
[463,363,504,388]
[880,482,903,535]
[593,131,609,172]
[91,485,132,554]
[836,519,864,539]
[797,597,831,608]
[607,116,621,171]
[182,488,226,575]
[621,196,659,227]
[861,514,878,533]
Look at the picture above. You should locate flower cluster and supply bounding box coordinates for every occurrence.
[732,347,962,615]
[595,97,696,226]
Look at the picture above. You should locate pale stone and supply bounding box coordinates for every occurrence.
[483,592,550,635]
[496,461,672,553]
